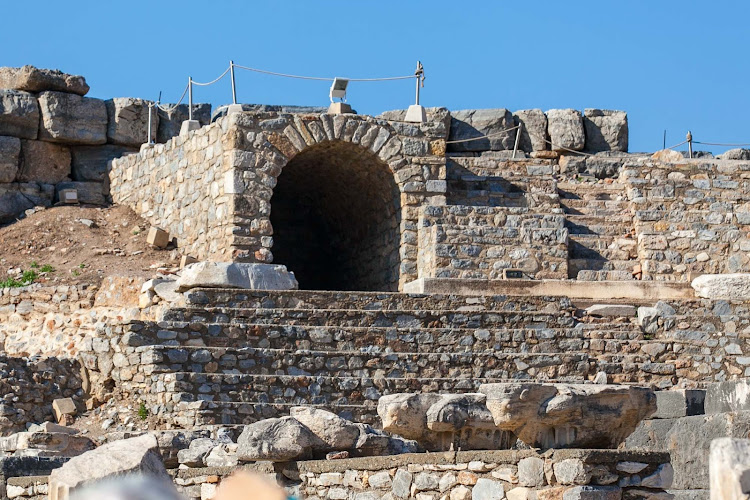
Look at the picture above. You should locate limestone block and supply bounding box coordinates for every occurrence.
[378,393,443,440]
[17,140,71,183]
[448,109,515,152]
[55,182,106,206]
[147,227,170,248]
[585,304,636,317]
[0,90,39,139]
[38,91,107,145]
[0,66,89,95]
[177,438,216,467]
[705,380,750,415]
[0,136,20,183]
[175,262,299,292]
[236,416,319,462]
[71,144,137,182]
[653,390,706,419]
[156,103,211,143]
[721,148,750,160]
[106,98,158,146]
[692,273,750,300]
[47,434,172,500]
[583,109,628,152]
[479,383,656,448]
[513,109,548,152]
[546,109,585,152]
[518,457,545,487]
[290,406,360,450]
[651,149,684,163]
[710,438,750,500]
[52,398,77,423]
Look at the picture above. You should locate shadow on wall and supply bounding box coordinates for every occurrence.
[270,140,401,292]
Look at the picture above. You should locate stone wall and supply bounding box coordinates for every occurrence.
[417,206,568,280]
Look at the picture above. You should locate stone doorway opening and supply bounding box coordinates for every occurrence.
[270,141,401,291]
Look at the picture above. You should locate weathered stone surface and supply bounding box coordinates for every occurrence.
[0,90,39,139]
[236,416,319,462]
[651,149,684,163]
[106,98,158,146]
[653,390,705,419]
[710,438,750,500]
[625,411,750,490]
[562,486,621,500]
[691,274,750,300]
[480,383,656,448]
[0,66,89,96]
[473,477,505,500]
[705,380,750,415]
[585,304,636,317]
[354,423,419,456]
[290,406,360,450]
[379,393,442,440]
[583,110,628,152]
[513,109,548,152]
[156,103,211,143]
[177,437,216,467]
[554,458,591,485]
[47,434,171,499]
[0,183,53,222]
[38,91,107,145]
[52,398,77,422]
[18,140,71,183]
[546,109,585,152]
[71,144,137,182]
[175,262,299,292]
[720,148,750,160]
[0,431,95,457]
[448,109,515,152]
[518,456,545,487]
[0,136,20,183]
[55,182,106,205]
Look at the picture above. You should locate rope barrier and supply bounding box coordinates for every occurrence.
[156,83,189,113]
[191,66,231,86]
[694,141,750,147]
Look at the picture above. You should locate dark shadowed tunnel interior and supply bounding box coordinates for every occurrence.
[270,141,401,291]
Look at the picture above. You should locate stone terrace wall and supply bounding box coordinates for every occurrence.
[623,159,750,281]
[170,449,671,500]
[417,206,568,280]
[109,121,234,262]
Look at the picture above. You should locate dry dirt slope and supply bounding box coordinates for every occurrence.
[0,204,179,286]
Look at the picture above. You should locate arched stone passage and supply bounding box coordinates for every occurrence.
[270,140,401,291]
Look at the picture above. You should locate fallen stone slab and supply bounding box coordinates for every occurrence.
[691,273,750,300]
[583,109,628,152]
[106,98,159,146]
[546,109,585,152]
[236,416,319,462]
[709,438,750,500]
[47,434,172,500]
[0,90,39,139]
[585,304,636,317]
[175,262,298,292]
[480,383,656,448]
[448,109,516,152]
[71,144,137,182]
[0,136,20,183]
[38,91,107,145]
[0,66,89,96]
[653,390,706,419]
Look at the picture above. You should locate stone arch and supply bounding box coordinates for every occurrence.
[271,140,401,291]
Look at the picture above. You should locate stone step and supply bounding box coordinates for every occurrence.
[569,235,637,260]
[565,220,634,237]
[128,320,645,350]
[577,270,637,281]
[569,258,639,274]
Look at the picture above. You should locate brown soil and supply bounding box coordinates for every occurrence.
[0,204,179,286]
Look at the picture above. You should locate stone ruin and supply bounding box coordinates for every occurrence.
[4,65,750,500]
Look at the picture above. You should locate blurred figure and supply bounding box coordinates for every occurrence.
[214,472,288,500]
[69,475,184,500]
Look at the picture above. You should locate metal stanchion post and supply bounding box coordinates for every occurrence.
[687,131,693,159]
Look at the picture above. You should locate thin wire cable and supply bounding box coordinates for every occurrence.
[665,139,689,150]
[233,63,416,82]
[192,66,231,86]
[445,124,521,144]
[695,141,750,147]
[156,83,189,113]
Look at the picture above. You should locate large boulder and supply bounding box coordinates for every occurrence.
[37,91,107,145]
[0,66,89,96]
[236,416,319,462]
[513,109,548,152]
[106,98,158,146]
[156,103,211,143]
[546,109,585,152]
[47,434,172,500]
[289,406,360,450]
[18,140,71,183]
[448,109,516,152]
[0,136,20,183]
[709,438,750,500]
[175,262,298,292]
[0,90,39,139]
[691,273,750,300]
[71,144,138,182]
[479,383,656,448]
[720,148,750,160]
[583,109,628,152]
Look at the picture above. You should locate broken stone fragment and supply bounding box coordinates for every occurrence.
[52,398,77,424]
[175,261,298,292]
[290,406,361,451]
[0,65,89,95]
[479,382,656,449]
[236,416,319,462]
[147,226,170,248]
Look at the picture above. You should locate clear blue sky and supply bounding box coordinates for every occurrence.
[3,0,748,154]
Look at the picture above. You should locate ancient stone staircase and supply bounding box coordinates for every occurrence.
[112,289,695,429]
[559,181,639,280]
